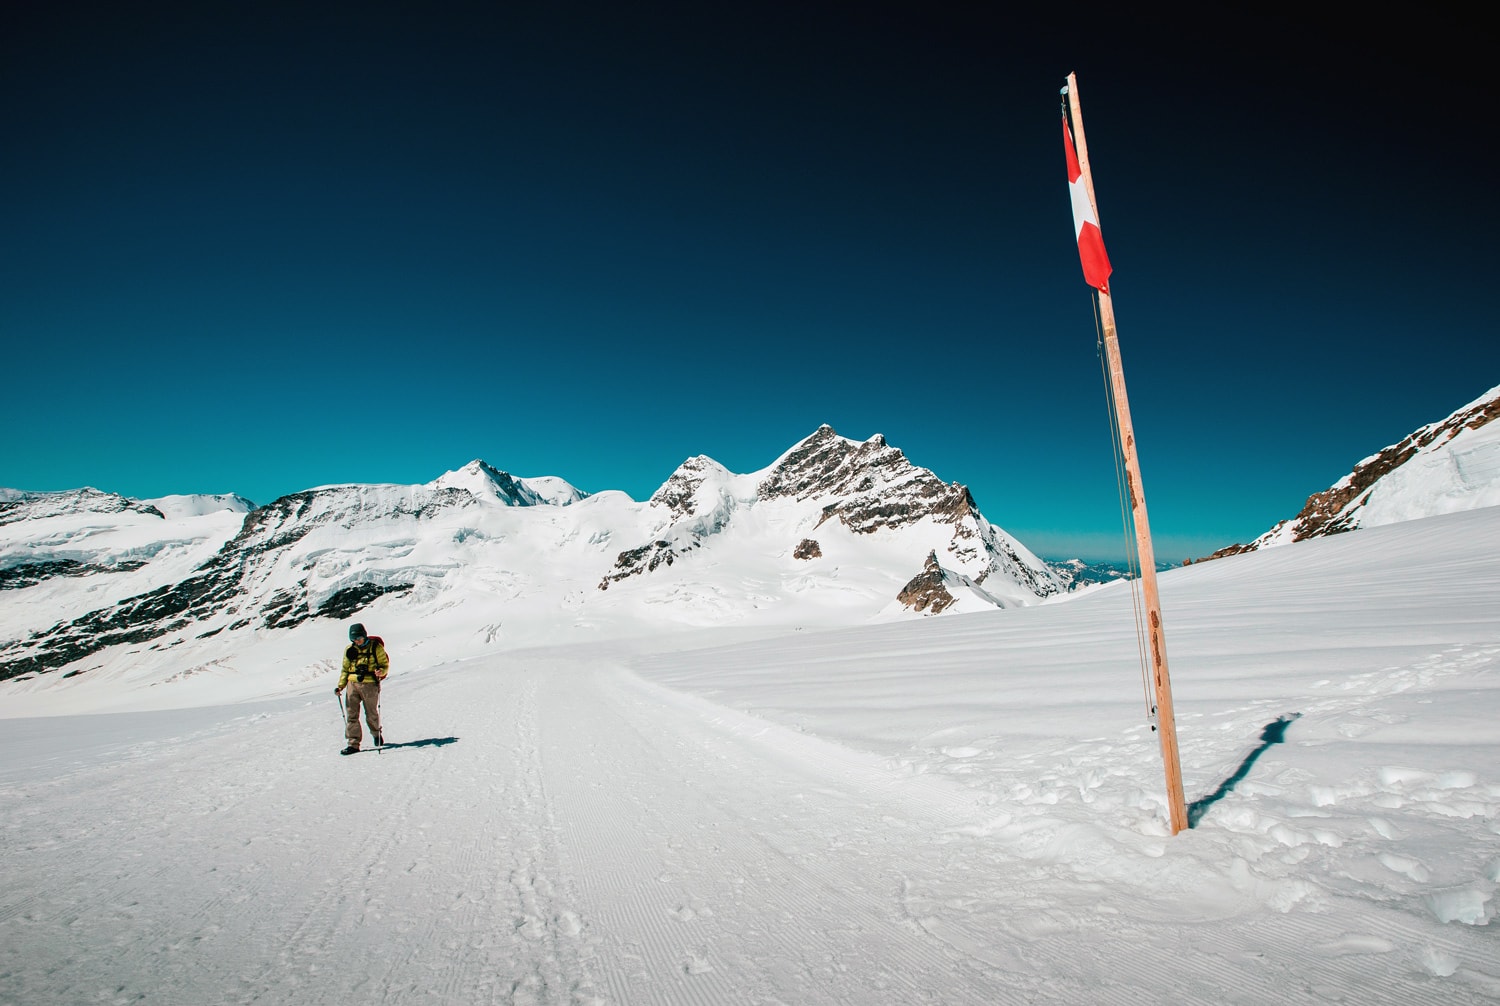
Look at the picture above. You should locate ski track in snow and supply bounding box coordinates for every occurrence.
[534,656,1012,1005]
[0,657,1031,1005]
[3,646,1496,1004]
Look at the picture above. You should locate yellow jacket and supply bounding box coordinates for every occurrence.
[338,638,389,689]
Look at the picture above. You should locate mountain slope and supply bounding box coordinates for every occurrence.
[602,426,1061,611]
[0,430,1059,699]
[1208,383,1500,557]
[0,489,251,634]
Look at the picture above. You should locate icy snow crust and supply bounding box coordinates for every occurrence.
[1356,410,1500,525]
[1,505,1497,1003]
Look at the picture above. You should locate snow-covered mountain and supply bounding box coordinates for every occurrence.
[0,428,1061,702]
[1046,556,1173,591]
[0,487,252,609]
[602,426,1058,608]
[1207,383,1500,558]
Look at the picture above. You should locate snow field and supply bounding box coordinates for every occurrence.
[633,507,1500,1002]
[1,506,1498,1003]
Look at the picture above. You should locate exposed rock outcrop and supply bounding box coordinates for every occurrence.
[897,552,956,614]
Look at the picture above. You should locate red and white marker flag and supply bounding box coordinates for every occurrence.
[1064,117,1112,293]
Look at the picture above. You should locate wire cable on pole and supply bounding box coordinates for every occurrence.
[1094,291,1156,727]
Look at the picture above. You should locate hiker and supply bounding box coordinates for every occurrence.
[335,622,388,755]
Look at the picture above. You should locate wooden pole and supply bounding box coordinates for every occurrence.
[1065,72,1188,834]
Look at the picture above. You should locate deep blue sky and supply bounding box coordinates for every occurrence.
[3,4,1493,560]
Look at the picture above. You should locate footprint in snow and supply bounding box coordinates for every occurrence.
[555,911,582,937]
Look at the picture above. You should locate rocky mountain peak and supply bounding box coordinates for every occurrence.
[433,461,586,507]
[758,427,909,505]
[896,552,955,614]
[435,461,547,507]
[601,426,1062,606]
[648,455,733,520]
[757,426,976,536]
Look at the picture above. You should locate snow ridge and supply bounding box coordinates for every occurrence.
[0,429,1059,694]
[1209,382,1500,557]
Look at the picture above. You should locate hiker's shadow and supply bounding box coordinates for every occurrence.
[1188,714,1300,828]
[379,736,459,752]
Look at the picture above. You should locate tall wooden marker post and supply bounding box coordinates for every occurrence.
[1062,72,1188,834]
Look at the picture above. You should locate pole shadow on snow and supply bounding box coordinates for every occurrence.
[1188,714,1301,829]
[373,736,460,752]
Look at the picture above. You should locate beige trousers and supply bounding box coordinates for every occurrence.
[345,679,381,747]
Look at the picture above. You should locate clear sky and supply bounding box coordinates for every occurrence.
[3,4,1493,561]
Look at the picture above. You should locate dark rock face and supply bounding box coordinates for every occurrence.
[0,560,86,589]
[793,539,822,560]
[758,427,972,534]
[0,560,155,590]
[315,582,415,620]
[1197,541,1254,561]
[897,552,956,614]
[758,427,900,503]
[598,540,680,589]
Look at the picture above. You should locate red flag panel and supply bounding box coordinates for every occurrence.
[1064,118,1112,293]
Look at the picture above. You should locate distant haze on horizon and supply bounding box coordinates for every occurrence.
[3,5,1493,564]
